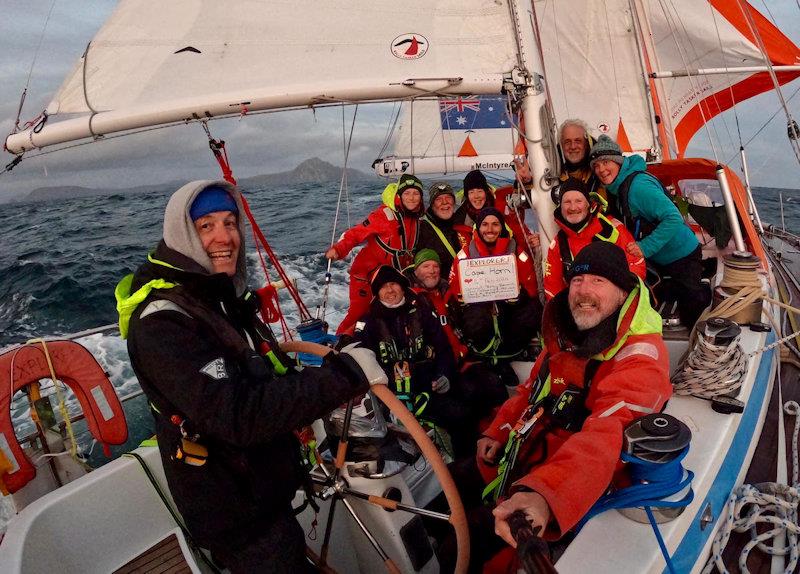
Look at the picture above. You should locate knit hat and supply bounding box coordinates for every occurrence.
[397,174,424,196]
[556,177,590,205]
[189,185,239,221]
[568,242,638,293]
[588,135,624,168]
[414,248,440,267]
[428,182,455,207]
[474,206,505,229]
[370,265,409,295]
[463,170,490,193]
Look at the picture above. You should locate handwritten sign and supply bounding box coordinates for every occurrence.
[459,255,519,303]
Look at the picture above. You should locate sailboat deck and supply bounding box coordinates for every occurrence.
[114,533,192,574]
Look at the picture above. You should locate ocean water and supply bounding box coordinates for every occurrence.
[0,180,797,527]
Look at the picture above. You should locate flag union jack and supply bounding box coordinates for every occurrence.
[439,97,481,113]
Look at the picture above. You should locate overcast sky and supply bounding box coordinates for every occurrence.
[1,0,799,201]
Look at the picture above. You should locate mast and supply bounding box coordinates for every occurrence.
[511,0,558,243]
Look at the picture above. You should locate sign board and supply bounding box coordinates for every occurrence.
[458,254,519,303]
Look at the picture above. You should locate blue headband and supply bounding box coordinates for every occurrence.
[190,186,238,221]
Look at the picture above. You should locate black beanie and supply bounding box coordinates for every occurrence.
[556,177,590,205]
[370,265,409,296]
[474,206,505,229]
[568,242,638,293]
[463,170,489,193]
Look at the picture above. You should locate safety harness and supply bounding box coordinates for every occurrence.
[482,358,602,502]
[420,214,458,259]
[374,208,419,270]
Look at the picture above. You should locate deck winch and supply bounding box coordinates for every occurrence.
[712,251,764,325]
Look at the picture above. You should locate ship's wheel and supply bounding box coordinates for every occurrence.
[281,341,469,574]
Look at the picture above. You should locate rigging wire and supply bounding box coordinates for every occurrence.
[9,0,57,135]
[601,1,624,123]
[709,2,746,160]
[735,0,800,165]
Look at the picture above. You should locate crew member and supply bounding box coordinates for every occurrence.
[491,158,541,254]
[544,177,645,299]
[325,174,425,335]
[354,265,475,456]
[453,170,495,248]
[447,242,671,571]
[558,118,606,201]
[117,181,388,573]
[415,182,461,278]
[590,135,710,327]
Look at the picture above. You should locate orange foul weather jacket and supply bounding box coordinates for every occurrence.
[331,193,421,335]
[544,211,645,300]
[479,280,671,539]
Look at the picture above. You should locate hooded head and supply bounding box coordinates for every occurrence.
[162,180,248,293]
[475,207,509,245]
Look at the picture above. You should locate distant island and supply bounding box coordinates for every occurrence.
[17,157,373,204]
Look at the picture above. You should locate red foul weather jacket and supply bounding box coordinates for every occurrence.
[479,281,671,539]
[544,210,645,300]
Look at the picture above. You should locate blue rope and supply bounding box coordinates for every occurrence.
[579,445,694,574]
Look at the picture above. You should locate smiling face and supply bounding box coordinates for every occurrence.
[431,193,455,219]
[467,187,488,210]
[593,159,621,186]
[193,211,241,276]
[478,215,502,244]
[400,188,422,211]
[378,281,405,305]
[568,273,627,330]
[561,124,589,164]
[560,190,590,224]
[414,260,441,289]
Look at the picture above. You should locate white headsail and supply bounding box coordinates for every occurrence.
[5,0,524,153]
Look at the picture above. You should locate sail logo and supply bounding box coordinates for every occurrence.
[391,34,428,59]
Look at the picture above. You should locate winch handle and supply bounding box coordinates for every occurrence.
[507,510,558,574]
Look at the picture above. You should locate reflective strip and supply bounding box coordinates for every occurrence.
[519,252,529,262]
[597,401,655,418]
[90,386,114,421]
[613,342,660,362]
[139,299,191,320]
[0,434,20,473]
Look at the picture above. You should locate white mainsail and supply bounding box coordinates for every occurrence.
[5,0,524,153]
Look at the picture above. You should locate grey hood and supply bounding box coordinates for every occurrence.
[162,179,248,293]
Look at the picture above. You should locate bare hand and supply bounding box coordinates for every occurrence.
[325,247,339,260]
[526,233,540,250]
[493,491,551,548]
[626,242,643,259]
[477,436,503,465]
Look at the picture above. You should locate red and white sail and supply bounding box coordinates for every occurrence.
[535,0,800,158]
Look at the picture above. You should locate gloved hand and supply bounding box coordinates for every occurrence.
[339,343,388,386]
[432,375,451,394]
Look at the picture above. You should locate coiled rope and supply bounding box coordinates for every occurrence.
[672,330,747,398]
[702,402,800,574]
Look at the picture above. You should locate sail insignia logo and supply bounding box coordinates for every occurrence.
[391,34,428,59]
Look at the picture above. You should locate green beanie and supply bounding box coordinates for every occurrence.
[414,248,440,267]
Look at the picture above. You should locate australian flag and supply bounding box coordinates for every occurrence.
[439,95,511,130]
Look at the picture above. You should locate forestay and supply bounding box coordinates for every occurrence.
[536,0,800,159]
[6,0,523,153]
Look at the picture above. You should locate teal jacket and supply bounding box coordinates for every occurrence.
[606,155,698,265]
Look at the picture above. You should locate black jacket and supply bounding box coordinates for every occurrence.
[354,291,454,393]
[416,210,461,277]
[127,242,368,551]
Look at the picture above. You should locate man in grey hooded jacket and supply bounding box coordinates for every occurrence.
[117,180,387,573]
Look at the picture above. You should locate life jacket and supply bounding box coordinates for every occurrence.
[419,214,458,260]
[375,182,421,269]
[615,171,672,240]
[555,212,619,278]
[0,340,128,494]
[370,299,431,366]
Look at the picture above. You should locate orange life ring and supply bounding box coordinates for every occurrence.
[0,340,128,494]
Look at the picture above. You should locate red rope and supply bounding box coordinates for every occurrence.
[206,134,312,326]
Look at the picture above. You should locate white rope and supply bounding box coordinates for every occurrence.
[672,331,747,398]
[702,402,800,574]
